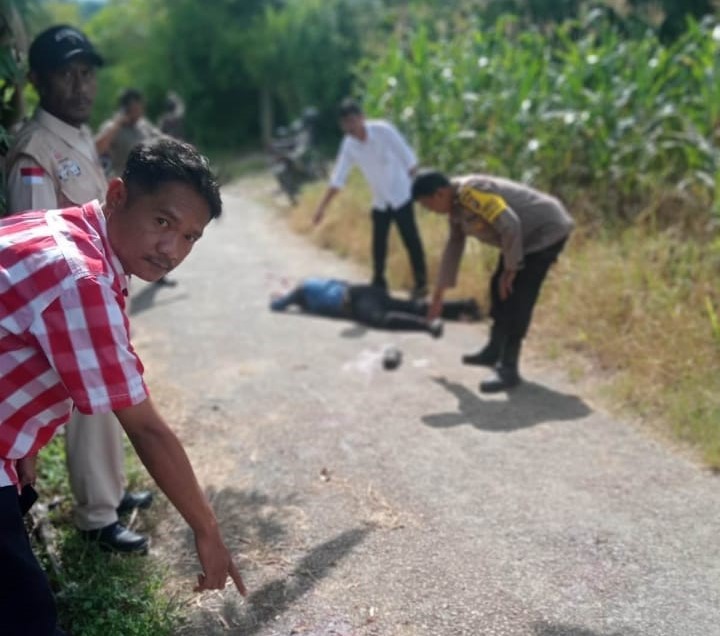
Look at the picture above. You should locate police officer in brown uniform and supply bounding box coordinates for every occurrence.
[412,169,574,393]
[4,25,152,553]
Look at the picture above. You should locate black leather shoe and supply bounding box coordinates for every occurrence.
[117,490,154,516]
[80,522,149,554]
[479,366,522,393]
[463,325,506,366]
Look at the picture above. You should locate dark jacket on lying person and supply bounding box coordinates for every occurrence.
[270,277,480,336]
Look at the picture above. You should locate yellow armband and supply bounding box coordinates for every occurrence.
[458,186,506,224]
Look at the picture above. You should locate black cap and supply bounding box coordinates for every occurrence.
[28,25,104,73]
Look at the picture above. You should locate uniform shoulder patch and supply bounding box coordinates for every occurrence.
[20,166,45,186]
[458,185,507,224]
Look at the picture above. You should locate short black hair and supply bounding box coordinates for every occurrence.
[118,87,143,108]
[338,97,363,119]
[411,169,451,200]
[122,138,222,220]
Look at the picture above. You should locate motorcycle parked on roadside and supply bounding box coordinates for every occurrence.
[269,109,327,205]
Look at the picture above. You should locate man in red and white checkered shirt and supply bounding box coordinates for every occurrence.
[0,138,246,636]
[5,23,157,556]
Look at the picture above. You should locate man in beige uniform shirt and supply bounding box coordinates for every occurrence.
[5,25,152,553]
[97,88,162,179]
[97,88,176,287]
[412,169,573,393]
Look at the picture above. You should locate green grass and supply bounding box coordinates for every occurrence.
[33,436,184,635]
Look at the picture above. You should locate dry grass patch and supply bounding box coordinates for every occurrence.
[537,226,720,465]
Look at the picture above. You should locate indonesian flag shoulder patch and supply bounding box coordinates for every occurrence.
[20,166,45,186]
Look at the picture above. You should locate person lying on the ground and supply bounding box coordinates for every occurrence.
[0,138,245,636]
[270,277,482,338]
[412,169,574,393]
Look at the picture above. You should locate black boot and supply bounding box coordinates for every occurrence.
[480,337,522,393]
[462,324,504,367]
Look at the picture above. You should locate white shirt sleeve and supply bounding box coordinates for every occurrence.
[382,121,417,171]
[5,155,59,215]
[329,137,354,190]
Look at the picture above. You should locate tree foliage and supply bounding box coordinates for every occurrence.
[1,0,718,153]
[77,0,383,148]
[243,0,381,139]
[83,0,167,129]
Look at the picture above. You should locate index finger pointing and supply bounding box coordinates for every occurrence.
[229,560,247,597]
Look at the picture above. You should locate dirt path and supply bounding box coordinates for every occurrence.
[129,176,720,636]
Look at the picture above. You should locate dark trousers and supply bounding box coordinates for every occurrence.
[0,486,59,636]
[371,200,427,290]
[490,238,567,340]
[349,285,472,331]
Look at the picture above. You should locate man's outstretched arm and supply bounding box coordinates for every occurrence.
[312,186,340,225]
[115,398,246,595]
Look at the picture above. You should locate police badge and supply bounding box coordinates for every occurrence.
[57,157,82,182]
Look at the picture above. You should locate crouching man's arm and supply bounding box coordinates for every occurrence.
[115,398,247,596]
[428,223,467,320]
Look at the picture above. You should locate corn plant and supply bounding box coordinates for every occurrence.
[360,10,720,228]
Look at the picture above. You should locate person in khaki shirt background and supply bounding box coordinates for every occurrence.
[96,87,162,179]
[96,88,177,287]
[4,24,153,553]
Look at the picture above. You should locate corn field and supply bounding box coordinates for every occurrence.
[360,11,720,227]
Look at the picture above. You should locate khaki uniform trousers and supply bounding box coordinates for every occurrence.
[65,411,125,531]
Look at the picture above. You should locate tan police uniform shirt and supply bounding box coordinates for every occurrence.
[5,107,107,214]
[437,174,574,289]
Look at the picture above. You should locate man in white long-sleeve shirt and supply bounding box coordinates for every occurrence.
[313,99,427,299]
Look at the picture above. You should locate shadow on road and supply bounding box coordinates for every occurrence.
[129,283,188,316]
[422,376,591,432]
[533,622,637,636]
[237,527,370,634]
[184,527,371,636]
[206,486,301,546]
